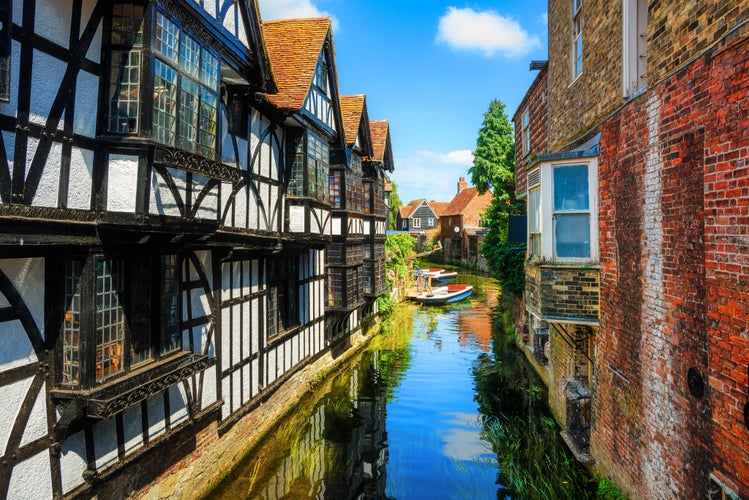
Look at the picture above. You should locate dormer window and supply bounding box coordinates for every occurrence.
[314,54,329,94]
[106,5,219,159]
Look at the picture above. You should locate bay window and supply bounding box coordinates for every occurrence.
[527,159,598,262]
[289,131,330,201]
[59,253,182,388]
[107,5,219,158]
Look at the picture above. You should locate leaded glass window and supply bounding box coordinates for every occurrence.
[95,259,126,382]
[62,261,82,385]
[107,4,144,133]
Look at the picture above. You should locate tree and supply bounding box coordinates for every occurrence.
[469,99,518,213]
[388,182,402,230]
[470,99,526,298]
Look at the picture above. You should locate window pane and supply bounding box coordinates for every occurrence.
[96,259,125,382]
[330,171,341,208]
[554,165,588,211]
[108,51,141,133]
[129,260,152,366]
[161,255,181,354]
[155,12,179,63]
[267,287,278,337]
[178,78,199,152]
[200,50,219,89]
[179,33,201,79]
[198,89,217,157]
[529,188,541,232]
[555,213,590,258]
[153,59,177,145]
[111,4,144,47]
[63,261,82,386]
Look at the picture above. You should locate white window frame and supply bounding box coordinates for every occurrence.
[571,0,583,81]
[427,217,434,227]
[622,0,648,97]
[530,158,598,263]
[412,218,421,228]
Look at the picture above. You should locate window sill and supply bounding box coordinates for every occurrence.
[51,352,211,420]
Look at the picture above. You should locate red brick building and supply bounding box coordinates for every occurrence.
[515,1,749,497]
[440,177,492,267]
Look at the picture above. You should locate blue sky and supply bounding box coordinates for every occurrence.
[258,0,548,205]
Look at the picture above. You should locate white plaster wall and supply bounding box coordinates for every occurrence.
[59,430,86,495]
[146,394,166,440]
[151,168,183,217]
[289,205,305,233]
[0,377,31,456]
[35,0,72,50]
[223,4,237,40]
[266,349,276,385]
[251,298,260,355]
[80,0,101,63]
[0,259,44,369]
[93,417,118,469]
[332,216,342,236]
[193,175,218,220]
[33,139,61,208]
[201,362,217,410]
[203,0,217,20]
[232,304,241,366]
[221,374,230,419]
[7,450,52,500]
[220,307,230,373]
[122,404,144,454]
[234,185,248,229]
[268,186,278,231]
[68,147,93,210]
[29,50,66,129]
[19,381,47,447]
[107,155,139,213]
[74,70,98,138]
[248,187,258,229]
[168,383,189,426]
[1,131,14,196]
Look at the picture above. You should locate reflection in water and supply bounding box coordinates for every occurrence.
[208,272,591,499]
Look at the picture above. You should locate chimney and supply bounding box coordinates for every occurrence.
[457,177,467,194]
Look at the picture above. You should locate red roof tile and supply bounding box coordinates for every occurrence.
[340,95,366,145]
[369,120,389,162]
[442,187,493,216]
[262,18,331,112]
[429,201,450,217]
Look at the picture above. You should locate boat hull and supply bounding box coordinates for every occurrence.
[414,285,473,305]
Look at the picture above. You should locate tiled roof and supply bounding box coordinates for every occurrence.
[340,95,365,145]
[429,201,450,217]
[369,120,389,162]
[399,205,413,218]
[262,18,331,112]
[442,187,493,216]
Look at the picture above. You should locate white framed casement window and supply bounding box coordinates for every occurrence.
[413,218,421,228]
[622,0,648,97]
[428,218,434,227]
[571,0,583,81]
[530,158,598,262]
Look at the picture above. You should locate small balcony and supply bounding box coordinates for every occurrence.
[525,263,600,325]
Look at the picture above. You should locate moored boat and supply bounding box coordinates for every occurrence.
[413,284,473,305]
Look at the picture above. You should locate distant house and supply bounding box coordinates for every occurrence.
[440,177,492,266]
[397,199,441,232]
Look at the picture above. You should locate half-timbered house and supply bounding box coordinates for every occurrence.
[362,120,393,314]
[0,1,389,497]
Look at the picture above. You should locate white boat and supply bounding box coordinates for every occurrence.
[413,284,473,305]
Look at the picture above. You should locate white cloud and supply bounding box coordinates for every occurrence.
[258,0,340,31]
[540,12,549,27]
[436,7,541,57]
[392,149,475,204]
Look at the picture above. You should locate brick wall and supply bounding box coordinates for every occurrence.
[594,28,749,498]
[648,1,749,84]
[514,66,549,194]
[525,264,600,323]
[547,0,622,150]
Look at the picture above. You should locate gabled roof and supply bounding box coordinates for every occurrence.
[369,120,395,172]
[429,201,450,217]
[340,95,373,157]
[443,187,493,216]
[398,205,413,219]
[262,18,332,112]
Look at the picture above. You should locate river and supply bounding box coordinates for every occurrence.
[207,270,595,499]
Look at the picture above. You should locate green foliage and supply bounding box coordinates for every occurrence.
[385,232,415,281]
[480,198,526,298]
[469,100,526,298]
[597,478,628,499]
[376,293,397,317]
[388,182,402,230]
[469,100,518,210]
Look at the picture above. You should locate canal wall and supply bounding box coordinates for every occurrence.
[85,321,383,500]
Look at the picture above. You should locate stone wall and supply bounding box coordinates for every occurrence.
[594,27,749,498]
